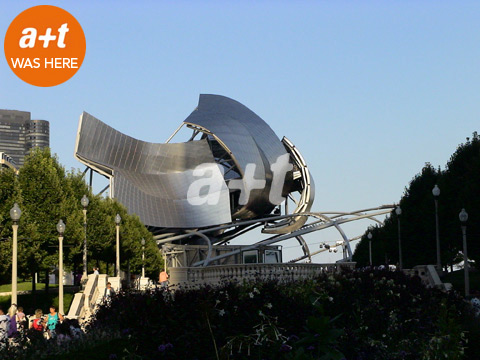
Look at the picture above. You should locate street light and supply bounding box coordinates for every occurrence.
[56,219,66,315]
[395,206,403,270]
[432,185,441,271]
[115,214,121,277]
[459,208,469,297]
[10,203,21,306]
[81,195,89,280]
[367,232,373,266]
[141,238,145,278]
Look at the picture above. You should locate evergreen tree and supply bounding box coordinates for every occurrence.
[354,132,480,270]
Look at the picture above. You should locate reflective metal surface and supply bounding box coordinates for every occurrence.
[74,95,315,232]
[184,95,292,218]
[75,112,231,228]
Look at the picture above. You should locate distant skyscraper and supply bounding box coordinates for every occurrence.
[0,109,50,167]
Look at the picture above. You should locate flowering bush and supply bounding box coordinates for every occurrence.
[0,326,122,360]
[1,269,478,359]
[84,269,478,359]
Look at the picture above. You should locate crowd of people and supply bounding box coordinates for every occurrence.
[0,268,170,351]
[0,304,83,350]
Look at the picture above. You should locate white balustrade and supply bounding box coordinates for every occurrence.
[169,263,355,289]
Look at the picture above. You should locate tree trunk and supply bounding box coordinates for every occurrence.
[127,259,131,287]
[73,260,78,286]
[31,270,37,308]
[106,262,109,276]
[31,271,36,293]
[45,269,49,295]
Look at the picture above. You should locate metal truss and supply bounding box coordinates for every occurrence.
[156,205,395,266]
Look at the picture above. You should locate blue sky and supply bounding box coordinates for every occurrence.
[2,1,479,262]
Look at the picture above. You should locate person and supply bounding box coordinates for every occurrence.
[7,305,18,339]
[15,306,27,335]
[15,306,26,332]
[28,309,45,342]
[0,308,9,350]
[45,306,63,339]
[93,267,99,275]
[55,320,71,342]
[104,282,115,302]
[159,269,169,288]
[67,319,83,339]
[30,309,44,332]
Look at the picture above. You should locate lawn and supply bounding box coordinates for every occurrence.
[0,281,58,292]
[0,288,76,316]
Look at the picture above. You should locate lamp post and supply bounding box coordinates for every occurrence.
[396,206,403,270]
[432,185,441,271]
[459,208,469,297]
[56,219,66,315]
[115,214,121,277]
[368,232,373,266]
[141,238,145,278]
[81,195,89,280]
[10,203,21,306]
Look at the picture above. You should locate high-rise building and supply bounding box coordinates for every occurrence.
[0,109,50,167]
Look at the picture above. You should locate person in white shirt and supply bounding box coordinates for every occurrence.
[0,308,10,350]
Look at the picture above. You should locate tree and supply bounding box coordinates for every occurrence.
[17,148,69,292]
[441,132,480,267]
[354,132,480,270]
[86,198,162,278]
[0,147,163,290]
[0,167,20,283]
[355,163,441,268]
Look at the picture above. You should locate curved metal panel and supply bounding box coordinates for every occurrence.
[74,95,315,234]
[75,112,232,228]
[262,137,315,234]
[184,94,292,218]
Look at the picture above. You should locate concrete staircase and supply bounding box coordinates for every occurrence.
[66,273,121,324]
[404,265,453,291]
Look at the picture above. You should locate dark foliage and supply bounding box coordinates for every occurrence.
[2,270,477,359]
[354,132,480,274]
[82,270,477,360]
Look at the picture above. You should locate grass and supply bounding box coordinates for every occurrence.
[0,281,58,292]
[443,268,480,296]
[0,288,76,316]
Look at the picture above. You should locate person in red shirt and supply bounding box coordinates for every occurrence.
[30,309,44,333]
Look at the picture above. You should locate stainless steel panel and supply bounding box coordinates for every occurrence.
[76,112,231,228]
[74,95,314,230]
[184,95,291,217]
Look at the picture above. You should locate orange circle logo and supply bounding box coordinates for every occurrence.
[4,5,86,87]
